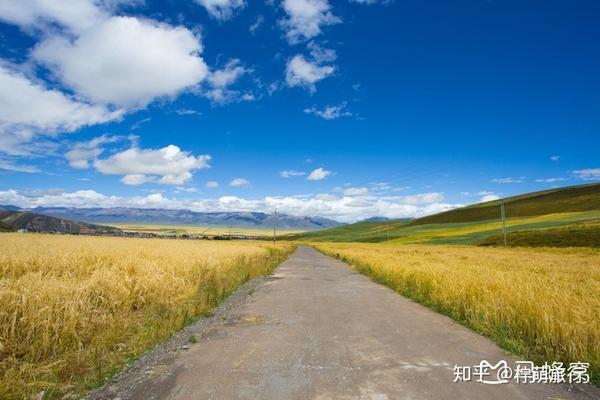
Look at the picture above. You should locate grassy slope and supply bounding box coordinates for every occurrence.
[292,183,600,246]
[287,219,411,242]
[408,182,600,225]
[479,221,600,248]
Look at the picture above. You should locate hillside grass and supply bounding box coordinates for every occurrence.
[291,183,600,247]
[313,243,600,383]
[410,182,600,225]
[293,210,600,246]
[0,234,293,399]
[478,222,600,248]
[286,219,411,242]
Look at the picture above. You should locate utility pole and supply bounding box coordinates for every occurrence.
[273,209,277,244]
[500,200,507,247]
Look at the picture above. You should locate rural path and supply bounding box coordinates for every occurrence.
[91,246,599,400]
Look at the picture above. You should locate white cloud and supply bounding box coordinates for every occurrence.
[343,187,369,197]
[535,177,566,183]
[491,177,525,184]
[0,0,106,34]
[120,174,150,185]
[280,0,340,44]
[307,41,337,63]
[176,186,198,193]
[0,64,123,157]
[349,0,385,4]
[0,189,461,223]
[480,194,500,203]
[0,159,40,173]
[249,15,264,34]
[285,55,334,92]
[194,0,245,20]
[204,59,254,104]
[207,59,247,87]
[314,193,337,201]
[229,177,250,187]
[572,168,600,181]
[93,144,211,185]
[402,192,444,205]
[205,180,219,189]
[307,167,331,181]
[550,155,560,162]
[304,103,351,120]
[280,170,306,178]
[33,16,209,108]
[65,134,127,169]
[175,109,202,116]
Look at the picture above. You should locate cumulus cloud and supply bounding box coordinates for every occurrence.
[307,41,337,63]
[572,168,600,181]
[343,187,369,197]
[229,177,250,187]
[0,64,123,158]
[304,103,351,120]
[204,59,254,104]
[280,0,340,44]
[307,167,332,181]
[280,170,306,178]
[33,16,209,108]
[285,55,334,92]
[491,177,525,184]
[65,134,128,169]
[205,180,219,189]
[402,192,444,205]
[0,189,461,222]
[0,0,106,33]
[93,144,211,185]
[194,0,245,20]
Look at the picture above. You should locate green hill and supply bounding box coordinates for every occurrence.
[290,183,600,246]
[409,182,600,225]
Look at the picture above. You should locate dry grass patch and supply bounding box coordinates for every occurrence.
[314,243,600,382]
[0,233,293,399]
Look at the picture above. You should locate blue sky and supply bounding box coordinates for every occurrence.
[0,0,599,222]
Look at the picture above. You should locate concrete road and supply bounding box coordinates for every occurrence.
[101,246,599,400]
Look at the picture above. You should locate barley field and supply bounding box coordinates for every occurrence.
[0,233,293,399]
[313,243,600,382]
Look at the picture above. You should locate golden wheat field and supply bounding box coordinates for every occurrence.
[0,233,293,399]
[313,243,600,382]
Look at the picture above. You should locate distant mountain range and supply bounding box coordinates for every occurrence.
[0,207,123,235]
[0,206,343,231]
